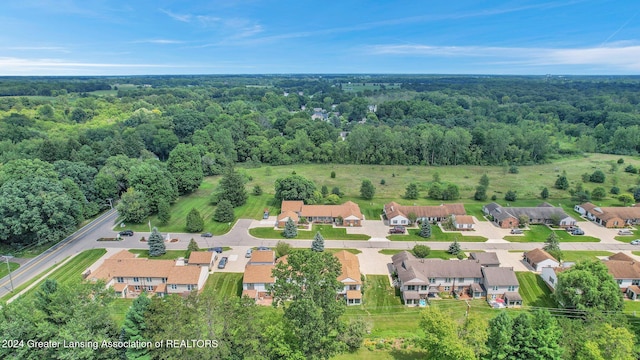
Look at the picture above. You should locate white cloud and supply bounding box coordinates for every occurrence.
[160,9,192,22]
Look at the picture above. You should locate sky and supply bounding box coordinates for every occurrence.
[1,0,639,75]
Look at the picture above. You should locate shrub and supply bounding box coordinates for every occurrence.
[592,187,606,200]
[380,179,386,185]
[505,190,517,202]
[589,170,606,183]
[611,186,620,195]
[491,194,497,201]
[413,245,431,258]
[540,187,549,199]
[330,171,336,178]
[508,165,519,174]
[625,165,638,174]
[618,158,625,164]
[252,185,263,196]
[474,185,487,201]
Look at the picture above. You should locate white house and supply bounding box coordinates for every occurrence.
[524,248,560,272]
[482,267,521,306]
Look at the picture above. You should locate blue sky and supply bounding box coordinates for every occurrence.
[1,0,639,75]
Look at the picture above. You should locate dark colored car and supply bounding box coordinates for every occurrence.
[201,232,213,237]
[208,247,223,253]
[389,226,405,234]
[119,230,134,236]
[218,257,228,269]
[256,246,271,251]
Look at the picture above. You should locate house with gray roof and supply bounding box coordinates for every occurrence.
[469,252,500,267]
[483,202,576,228]
[392,251,521,306]
[482,267,522,306]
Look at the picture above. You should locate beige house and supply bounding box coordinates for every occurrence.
[384,202,466,225]
[524,248,559,272]
[187,251,216,268]
[334,250,362,305]
[88,250,208,298]
[575,202,640,228]
[277,200,364,227]
[242,250,277,302]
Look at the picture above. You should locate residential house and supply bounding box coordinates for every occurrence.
[187,251,215,268]
[242,250,277,302]
[311,108,329,121]
[575,202,640,228]
[468,252,500,267]
[483,202,576,228]
[603,255,640,294]
[541,263,574,291]
[334,250,363,305]
[384,202,467,226]
[524,248,560,272]
[89,250,208,298]
[482,267,522,306]
[277,200,364,228]
[453,215,475,230]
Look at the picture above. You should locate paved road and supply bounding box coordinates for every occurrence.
[4,212,640,300]
[0,208,119,299]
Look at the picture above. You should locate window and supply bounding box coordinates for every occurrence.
[444,286,450,291]
[392,220,398,224]
[493,286,499,291]
[146,277,152,282]
[508,286,516,291]
[458,278,464,282]
[187,285,195,291]
[349,285,357,290]
[116,277,124,283]
[618,280,623,285]
[420,285,428,291]
[549,277,555,284]
[162,278,167,283]
[170,284,177,290]
[474,278,480,283]
[407,285,416,291]
[133,277,139,283]
[147,286,153,291]
[429,278,435,283]
[445,278,452,283]
[491,294,497,299]
[633,280,640,286]
[134,285,140,291]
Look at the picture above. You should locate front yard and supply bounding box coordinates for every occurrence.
[249,224,370,240]
[378,249,480,260]
[387,225,487,242]
[504,224,600,242]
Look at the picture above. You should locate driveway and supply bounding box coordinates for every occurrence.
[471,218,513,240]
[346,219,390,238]
[357,249,393,275]
[577,220,622,244]
[492,250,533,272]
[214,246,251,273]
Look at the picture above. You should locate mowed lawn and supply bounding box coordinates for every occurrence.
[515,272,556,308]
[128,249,189,260]
[0,262,19,278]
[615,228,640,242]
[561,250,614,262]
[504,225,600,243]
[249,225,370,240]
[201,272,244,300]
[388,225,487,242]
[378,249,479,260]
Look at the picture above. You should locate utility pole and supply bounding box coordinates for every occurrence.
[2,255,14,293]
[106,198,113,209]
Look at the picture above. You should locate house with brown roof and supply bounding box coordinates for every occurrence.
[483,202,576,228]
[453,215,475,230]
[334,250,362,305]
[277,200,363,228]
[187,251,215,268]
[603,256,640,293]
[88,250,209,298]
[523,248,560,272]
[575,202,640,228]
[383,202,466,226]
[242,250,278,302]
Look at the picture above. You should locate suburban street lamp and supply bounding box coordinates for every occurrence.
[2,255,14,293]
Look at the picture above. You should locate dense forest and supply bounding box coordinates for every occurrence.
[2,75,640,249]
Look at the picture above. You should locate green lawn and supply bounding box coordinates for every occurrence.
[378,249,482,259]
[515,272,556,308]
[128,249,189,260]
[504,225,600,243]
[388,225,487,242]
[615,228,640,242]
[108,298,133,328]
[325,248,362,255]
[201,272,244,300]
[249,225,370,240]
[561,251,614,262]
[0,262,19,279]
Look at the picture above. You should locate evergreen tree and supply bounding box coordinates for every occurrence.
[360,179,375,200]
[185,207,204,232]
[544,232,560,252]
[252,185,263,196]
[504,190,517,202]
[157,198,171,225]
[218,168,247,207]
[486,311,514,360]
[480,173,490,187]
[419,221,432,238]
[555,174,569,190]
[148,227,166,257]
[448,239,461,255]
[404,183,419,199]
[474,185,487,201]
[213,199,234,223]
[186,238,199,259]
[122,293,151,359]
[541,187,549,199]
[311,231,325,252]
[321,185,329,197]
[283,218,297,238]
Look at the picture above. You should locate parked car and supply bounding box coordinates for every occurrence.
[201,232,213,237]
[389,226,405,234]
[245,249,253,258]
[566,226,578,232]
[256,246,271,251]
[631,239,640,245]
[218,257,228,269]
[208,247,223,253]
[570,229,585,235]
[119,230,134,236]
[619,229,633,235]
[510,229,523,234]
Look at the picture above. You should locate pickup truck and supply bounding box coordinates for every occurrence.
[389,226,405,234]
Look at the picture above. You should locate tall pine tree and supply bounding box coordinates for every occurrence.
[185,207,204,232]
[121,293,151,359]
[419,221,432,238]
[311,231,325,252]
[148,227,166,257]
[283,218,298,238]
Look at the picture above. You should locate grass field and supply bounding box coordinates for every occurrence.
[0,262,19,279]
[515,272,556,307]
[108,298,133,327]
[388,225,487,242]
[201,272,244,300]
[249,225,370,240]
[325,248,362,255]
[561,251,614,262]
[504,225,600,243]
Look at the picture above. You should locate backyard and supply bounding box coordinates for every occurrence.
[515,272,556,308]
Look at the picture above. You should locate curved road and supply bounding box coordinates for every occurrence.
[2,212,640,300]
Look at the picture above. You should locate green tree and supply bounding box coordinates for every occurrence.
[148,227,166,257]
[330,171,336,178]
[275,175,317,203]
[252,184,263,196]
[167,143,203,195]
[418,307,475,360]
[459,316,488,359]
[589,170,606,183]
[337,318,369,353]
[404,183,419,199]
[504,190,517,202]
[271,250,347,359]
[448,239,461,255]
[555,260,623,312]
[412,244,431,258]
[186,238,200,259]
[576,323,635,360]
[419,221,432,238]
[213,199,234,223]
[443,183,460,200]
[474,185,488,201]
[217,168,247,207]
[127,160,178,214]
[121,293,151,360]
[325,194,341,204]
[486,311,514,360]
[311,231,325,252]
[283,218,298,238]
[185,208,204,233]
[592,186,606,200]
[157,198,171,225]
[544,232,562,261]
[360,179,375,200]
[428,182,443,200]
[541,187,549,199]
[275,240,292,258]
[619,194,634,206]
[555,175,570,190]
[331,186,342,197]
[117,187,149,224]
[479,173,490,187]
[321,185,329,197]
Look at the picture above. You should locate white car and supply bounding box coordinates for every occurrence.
[619,229,633,236]
[631,239,640,245]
